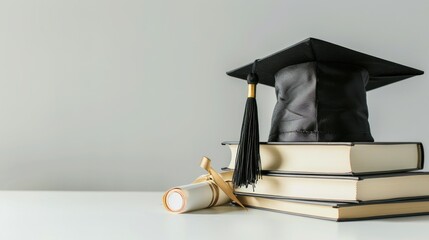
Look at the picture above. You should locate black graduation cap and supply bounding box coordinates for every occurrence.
[227,38,424,188]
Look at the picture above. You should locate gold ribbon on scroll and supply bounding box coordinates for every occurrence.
[195,156,246,209]
[163,156,245,213]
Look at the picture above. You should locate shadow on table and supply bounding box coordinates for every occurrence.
[376,214,429,222]
[188,204,244,215]
[335,214,429,240]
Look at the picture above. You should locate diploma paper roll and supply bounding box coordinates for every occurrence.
[163,180,230,213]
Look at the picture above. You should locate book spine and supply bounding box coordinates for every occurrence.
[419,143,425,169]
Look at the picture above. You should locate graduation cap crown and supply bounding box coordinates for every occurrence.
[228,38,424,188]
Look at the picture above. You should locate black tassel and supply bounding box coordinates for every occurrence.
[233,60,261,189]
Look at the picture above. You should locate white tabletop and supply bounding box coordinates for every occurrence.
[0,191,427,240]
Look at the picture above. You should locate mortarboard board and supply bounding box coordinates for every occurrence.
[227,38,424,188]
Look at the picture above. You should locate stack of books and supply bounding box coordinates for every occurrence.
[224,142,429,221]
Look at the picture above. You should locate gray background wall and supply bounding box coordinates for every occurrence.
[0,0,427,190]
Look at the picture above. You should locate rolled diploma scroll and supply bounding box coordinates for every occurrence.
[163,171,233,213]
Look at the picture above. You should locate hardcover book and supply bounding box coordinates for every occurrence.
[235,172,429,202]
[237,195,429,221]
[223,142,424,175]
